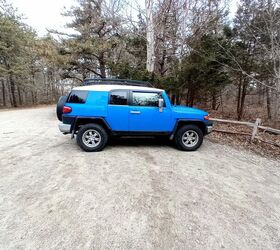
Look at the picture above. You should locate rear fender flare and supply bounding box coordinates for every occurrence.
[71,117,112,134]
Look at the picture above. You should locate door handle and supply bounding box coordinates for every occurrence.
[130,110,141,114]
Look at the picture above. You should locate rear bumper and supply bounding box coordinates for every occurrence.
[58,123,71,133]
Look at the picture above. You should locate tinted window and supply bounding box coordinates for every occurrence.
[67,90,88,104]
[109,90,128,105]
[132,92,161,107]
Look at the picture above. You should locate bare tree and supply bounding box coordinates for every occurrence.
[145,0,155,72]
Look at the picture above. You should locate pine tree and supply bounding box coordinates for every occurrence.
[61,0,123,79]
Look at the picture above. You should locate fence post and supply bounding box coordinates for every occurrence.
[250,118,261,142]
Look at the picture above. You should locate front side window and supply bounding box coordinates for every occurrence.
[109,90,128,105]
[67,90,88,104]
[132,92,162,107]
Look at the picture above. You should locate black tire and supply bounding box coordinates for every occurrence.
[76,124,108,152]
[56,96,67,121]
[174,125,204,151]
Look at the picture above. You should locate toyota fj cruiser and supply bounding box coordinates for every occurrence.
[57,79,213,152]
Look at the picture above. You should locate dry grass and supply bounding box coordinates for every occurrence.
[208,123,280,160]
[206,104,280,129]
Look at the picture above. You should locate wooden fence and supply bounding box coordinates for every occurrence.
[210,118,280,147]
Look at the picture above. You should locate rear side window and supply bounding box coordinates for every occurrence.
[67,90,88,104]
[132,92,161,107]
[109,90,128,105]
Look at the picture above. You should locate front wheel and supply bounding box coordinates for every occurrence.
[76,124,108,152]
[174,125,203,151]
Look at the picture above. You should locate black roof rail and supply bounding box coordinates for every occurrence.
[83,78,154,88]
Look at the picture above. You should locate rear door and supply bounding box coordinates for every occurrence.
[128,91,171,132]
[107,89,129,131]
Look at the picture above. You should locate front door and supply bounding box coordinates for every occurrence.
[129,91,171,132]
[107,90,129,131]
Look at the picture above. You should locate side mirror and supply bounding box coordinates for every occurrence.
[158,98,164,112]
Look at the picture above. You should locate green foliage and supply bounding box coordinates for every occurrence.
[166,33,232,105]
[1,0,278,120]
[59,0,123,79]
[0,12,36,77]
[0,1,66,106]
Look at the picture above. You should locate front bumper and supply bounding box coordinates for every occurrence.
[206,125,213,134]
[58,123,71,133]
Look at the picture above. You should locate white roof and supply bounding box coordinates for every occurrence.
[73,84,163,92]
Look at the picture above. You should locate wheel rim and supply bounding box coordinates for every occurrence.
[82,129,102,148]
[182,130,199,147]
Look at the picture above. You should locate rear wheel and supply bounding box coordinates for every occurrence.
[175,125,203,151]
[76,124,108,152]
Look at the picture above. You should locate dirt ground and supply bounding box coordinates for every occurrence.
[0,106,279,249]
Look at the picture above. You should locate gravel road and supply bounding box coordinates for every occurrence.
[0,106,279,249]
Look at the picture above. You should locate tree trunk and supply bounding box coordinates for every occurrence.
[159,49,167,76]
[24,91,28,105]
[220,90,224,114]
[31,91,35,104]
[238,82,247,120]
[186,89,191,106]
[257,83,263,105]
[175,94,181,105]
[171,94,176,105]
[272,90,280,128]
[1,79,6,107]
[188,89,195,107]
[266,87,272,120]
[99,55,106,78]
[50,71,56,102]
[17,85,22,106]
[31,71,37,104]
[43,71,48,103]
[237,76,242,118]
[9,74,17,107]
[212,91,217,110]
[145,0,155,73]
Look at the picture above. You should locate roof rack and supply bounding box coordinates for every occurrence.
[83,78,154,88]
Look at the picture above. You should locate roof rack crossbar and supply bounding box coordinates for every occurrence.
[83,78,153,87]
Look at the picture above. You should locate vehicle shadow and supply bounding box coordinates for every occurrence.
[107,136,174,148]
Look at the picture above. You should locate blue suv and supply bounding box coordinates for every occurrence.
[57,79,213,152]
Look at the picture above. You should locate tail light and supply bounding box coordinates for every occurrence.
[63,106,72,114]
[204,115,209,120]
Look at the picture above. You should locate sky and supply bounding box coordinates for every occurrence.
[10,0,239,37]
[11,0,76,36]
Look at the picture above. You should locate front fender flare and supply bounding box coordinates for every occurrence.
[170,119,211,139]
